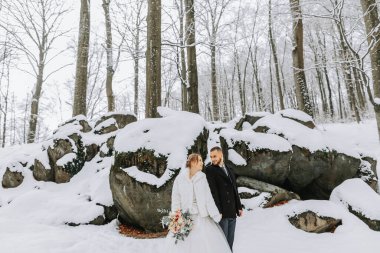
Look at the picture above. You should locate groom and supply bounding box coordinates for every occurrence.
[205,146,243,251]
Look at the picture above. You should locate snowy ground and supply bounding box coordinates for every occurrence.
[0,119,380,253]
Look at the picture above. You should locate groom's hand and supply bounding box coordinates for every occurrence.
[238,209,243,217]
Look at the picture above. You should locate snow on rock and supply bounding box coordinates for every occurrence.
[276,109,314,126]
[94,118,117,132]
[228,149,247,166]
[220,128,292,152]
[114,107,207,174]
[330,178,380,223]
[122,166,170,188]
[56,153,77,167]
[252,113,360,158]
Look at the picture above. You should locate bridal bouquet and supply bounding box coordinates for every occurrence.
[161,209,194,244]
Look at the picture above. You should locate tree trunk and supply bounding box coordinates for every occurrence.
[178,0,188,111]
[235,51,246,115]
[311,46,328,115]
[360,0,380,140]
[269,0,285,110]
[134,16,141,116]
[320,34,334,118]
[27,62,44,143]
[269,51,274,113]
[73,0,90,117]
[250,49,262,110]
[102,0,115,112]
[185,0,199,113]
[210,41,219,120]
[289,0,313,116]
[335,20,361,122]
[145,0,162,118]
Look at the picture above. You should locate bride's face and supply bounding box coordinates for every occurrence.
[193,156,203,171]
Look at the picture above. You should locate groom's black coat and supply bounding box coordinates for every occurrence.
[205,163,242,219]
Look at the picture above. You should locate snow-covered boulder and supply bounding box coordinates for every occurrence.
[288,211,342,233]
[252,113,364,199]
[330,178,380,231]
[234,112,271,131]
[237,176,300,208]
[35,117,91,183]
[57,115,92,133]
[110,108,209,232]
[276,109,316,129]
[94,113,137,135]
[220,128,293,186]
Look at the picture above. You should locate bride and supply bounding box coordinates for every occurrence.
[165,153,232,253]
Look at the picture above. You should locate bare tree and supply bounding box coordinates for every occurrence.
[1,0,70,143]
[289,0,313,116]
[199,0,233,121]
[145,0,161,118]
[269,0,285,110]
[114,0,146,117]
[185,0,199,113]
[73,0,90,117]
[102,0,115,111]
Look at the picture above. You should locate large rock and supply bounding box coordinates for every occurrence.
[330,178,380,231]
[2,167,24,188]
[110,108,209,232]
[252,113,366,199]
[237,176,300,208]
[220,128,293,186]
[288,146,361,199]
[288,211,342,233]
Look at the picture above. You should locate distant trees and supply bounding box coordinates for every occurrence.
[1,0,70,143]
[2,0,380,145]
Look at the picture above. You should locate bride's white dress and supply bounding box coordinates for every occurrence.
[165,170,232,253]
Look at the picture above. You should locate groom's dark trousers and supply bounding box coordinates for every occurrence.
[219,218,236,250]
[205,163,242,251]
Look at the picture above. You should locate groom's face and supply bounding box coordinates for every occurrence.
[210,150,223,166]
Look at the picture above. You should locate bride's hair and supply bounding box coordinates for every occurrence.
[186,153,201,168]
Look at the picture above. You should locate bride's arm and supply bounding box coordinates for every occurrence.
[171,178,181,212]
